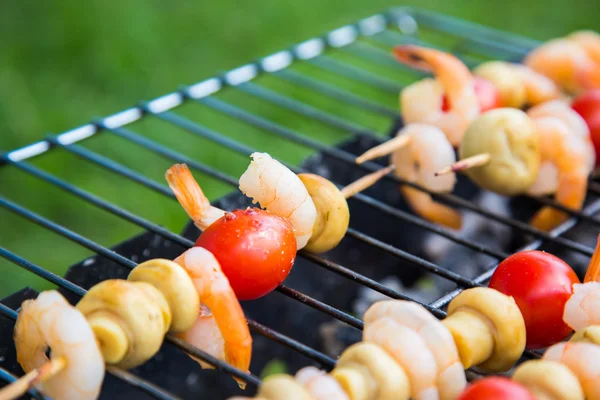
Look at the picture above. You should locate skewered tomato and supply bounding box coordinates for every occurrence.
[488,250,580,349]
[571,89,600,166]
[195,208,297,300]
[457,377,535,400]
[442,77,501,112]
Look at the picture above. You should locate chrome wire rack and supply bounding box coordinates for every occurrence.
[1,6,599,400]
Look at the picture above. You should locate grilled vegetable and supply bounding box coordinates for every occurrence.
[474,61,527,108]
[457,377,535,400]
[513,360,584,400]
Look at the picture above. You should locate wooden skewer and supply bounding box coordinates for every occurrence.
[0,357,66,400]
[341,165,396,199]
[434,153,491,176]
[355,135,411,164]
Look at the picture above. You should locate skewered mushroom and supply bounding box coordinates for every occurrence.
[442,287,526,372]
[76,279,171,369]
[257,374,313,400]
[513,360,584,400]
[474,61,527,108]
[128,258,199,333]
[331,342,410,400]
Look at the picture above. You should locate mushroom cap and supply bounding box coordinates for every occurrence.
[447,287,526,372]
[474,61,526,109]
[570,325,600,345]
[128,258,199,333]
[298,173,349,254]
[332,342,410,400]
[76,279,171,369]
[258,374,312,400]
[459,108,540,196]
[513,360,584,400]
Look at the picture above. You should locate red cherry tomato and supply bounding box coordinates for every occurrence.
[489,250,580,349]
[195,208,297,300]
[457,377,535,400]
[442,77,501,112]
[571,89,600,166]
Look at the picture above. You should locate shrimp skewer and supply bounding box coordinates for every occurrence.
[174,246,252,388]
[9,291,105,400]
[393,45,480,146]
[543,342,600,399]
[295,367,349,400]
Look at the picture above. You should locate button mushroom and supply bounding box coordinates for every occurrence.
[513,360,584,400]
[76,279,171,369]
[257,374,313,400]
[569,325,600,345]
[298,173,350,254]
[331,342,410,400]
[128,258,199,333]
[459,108,541,196]
[474,61,527,109]
[442,287,526,372]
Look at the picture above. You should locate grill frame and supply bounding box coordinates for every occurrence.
[0,6,598,399]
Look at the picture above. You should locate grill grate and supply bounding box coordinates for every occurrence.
[1,6,599,399]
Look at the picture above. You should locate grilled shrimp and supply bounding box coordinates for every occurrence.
[174,247,252,388]
[393,45,479,146]
[525,38,600,93]
[364,317,439,400]
[165,163,226,231]
[510,64,562,105]
[295,367,349,400]
[14,291,105,400]
[364,301,465,400]
[525,106,591,231]
[176,304,225,369]
[563,282,600,331]
[543,342,600,399]
[239,152,317,250]
[569,30,600,65]
[392,124,462,230]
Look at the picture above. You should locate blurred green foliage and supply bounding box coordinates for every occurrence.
[0,0,597,296]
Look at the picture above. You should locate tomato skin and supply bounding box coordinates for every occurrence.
[571,89,600,166]
[195,208,297,300]
[442,77,501,112]
[489,250,580,349]
[457,377,535,400]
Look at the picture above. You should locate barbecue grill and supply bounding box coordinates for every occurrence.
[1,6,599,399]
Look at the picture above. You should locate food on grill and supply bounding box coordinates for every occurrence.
[257,374,313,400]
[456,377,535,400]
[173,247,252,382]
[294,366,349,399]
[355,123,461,229]
[239,152,318,250]
[297,173,350,254]
[563,282,600,334]
[457,108,541,196]
[13,291,105,400]
[128,258,199,333]
[525,31,600,94]
[392,45,481,146]
[571,89,600,166]
[166,163,298,300]
[330,342,411,400]
[513,359,585,400]
[364,301,466,400]
[76,279,171,369]
[442,287,526,372]
[542,341,600,399]
[441,76,500,113]
[525,101,594,231]
[474,61,561,108]
[489,250,580,349]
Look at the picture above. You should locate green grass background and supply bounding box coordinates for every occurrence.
[0,0,598,296]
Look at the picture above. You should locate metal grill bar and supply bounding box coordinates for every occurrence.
[1,7,598,397]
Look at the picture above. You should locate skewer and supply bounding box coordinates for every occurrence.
[355,135,411,164]
[0,357,66,400]
[340,165,396,198]
[434,153,491,176]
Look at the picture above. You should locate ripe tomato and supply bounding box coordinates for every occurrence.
[489,250,580,349]
[571,89,600,166]
[442,77,501,112]
[457,377,534,400]
[195,208,297,300]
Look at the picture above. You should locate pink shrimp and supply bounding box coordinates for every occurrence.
[295,367,349,400]
[543,342,600,399]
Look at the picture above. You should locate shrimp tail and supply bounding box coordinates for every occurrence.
[584,234,600,283]
[165,164,211,227]
[577,64,600,91]
[392,45,435,73]
[402,187,462,230]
